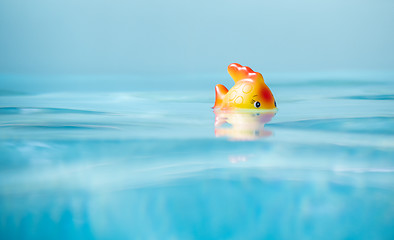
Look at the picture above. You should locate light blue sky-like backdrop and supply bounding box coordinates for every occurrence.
[1,0,393,92]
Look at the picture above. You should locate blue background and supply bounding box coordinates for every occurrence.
[1,0,394,77]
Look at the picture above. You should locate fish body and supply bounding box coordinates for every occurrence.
[214,63,276,110]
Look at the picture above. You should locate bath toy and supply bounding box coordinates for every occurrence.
[213,63,277,110]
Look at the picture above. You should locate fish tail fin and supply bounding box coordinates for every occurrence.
[213,84,228,108]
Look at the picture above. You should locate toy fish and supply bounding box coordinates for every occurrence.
[213,63,277,110]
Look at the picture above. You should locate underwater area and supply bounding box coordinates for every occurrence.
[1,72,393,239]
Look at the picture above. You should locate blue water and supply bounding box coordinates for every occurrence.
[1,74,394,239]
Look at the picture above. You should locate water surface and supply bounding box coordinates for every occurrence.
[1,75,394,239]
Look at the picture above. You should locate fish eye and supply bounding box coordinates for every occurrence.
[254,101,261,108]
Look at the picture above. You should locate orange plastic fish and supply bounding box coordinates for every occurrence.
[213,63,277,110]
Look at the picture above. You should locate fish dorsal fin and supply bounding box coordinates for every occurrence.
[227,63,264,83]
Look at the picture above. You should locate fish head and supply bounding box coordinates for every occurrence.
[223,78,276,110]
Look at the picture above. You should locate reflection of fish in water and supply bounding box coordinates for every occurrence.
[213,63,277,110]
[214,111,276,141]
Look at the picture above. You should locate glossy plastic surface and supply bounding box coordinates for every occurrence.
[213,63,276,110]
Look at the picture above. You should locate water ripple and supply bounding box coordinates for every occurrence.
[0,107,108,115]
[271,117,394,135]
